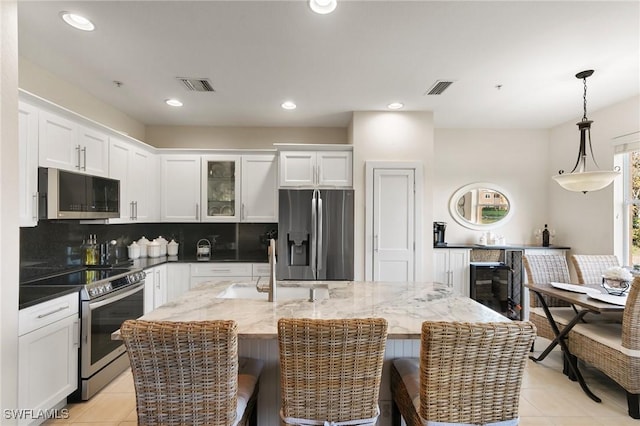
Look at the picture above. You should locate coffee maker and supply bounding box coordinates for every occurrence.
[433,222,447,247]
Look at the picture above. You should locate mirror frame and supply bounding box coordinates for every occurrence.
[448,182,515,230]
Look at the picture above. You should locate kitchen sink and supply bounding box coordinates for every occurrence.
[217,284,329,301]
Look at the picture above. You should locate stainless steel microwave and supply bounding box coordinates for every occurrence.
[38,168,120,219]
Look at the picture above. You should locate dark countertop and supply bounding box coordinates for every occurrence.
[19,253,268,310]
[434,244,571,250]
[19,285,81,310]
[133,253,268,269]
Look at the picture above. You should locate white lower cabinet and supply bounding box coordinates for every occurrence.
[433,249,471,296]
[143,264,167,313]
[190,263,253,287]
[18,293,79,426]
[166,263,191,302]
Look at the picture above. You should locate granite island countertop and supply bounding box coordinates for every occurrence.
[119,280,509,339]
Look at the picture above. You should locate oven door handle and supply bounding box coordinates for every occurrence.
[88,282,145,310]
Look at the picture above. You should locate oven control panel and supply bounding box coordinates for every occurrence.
[86,269,146,299]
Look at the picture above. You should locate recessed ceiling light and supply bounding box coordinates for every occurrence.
[309,0,337,15]
[165,99,183,107]
[60,12,95,31]
[281,101,297,110]
[387,102,404,110]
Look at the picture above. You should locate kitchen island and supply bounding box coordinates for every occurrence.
[119,280,510,425]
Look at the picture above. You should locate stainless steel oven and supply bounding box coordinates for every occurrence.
[80,276,144,400]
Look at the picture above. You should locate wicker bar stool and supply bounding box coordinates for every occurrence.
[277,318,388,426]
[120,320,263,426]
[570,254,620,285]
[390,321,536,426]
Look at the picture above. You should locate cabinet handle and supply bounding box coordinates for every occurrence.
[211,269,231,273]
[374,235,379,252]
[76,145,82,169]
[195,203,199,220]
[32,193,38,220]
[81,146,87,171]
[134,201,138,220]
[37,305,68,319]
[130,201,135,220]
[242,203,245,220]
[73,319,80,347]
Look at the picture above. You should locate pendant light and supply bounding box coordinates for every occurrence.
[552,70,620,193]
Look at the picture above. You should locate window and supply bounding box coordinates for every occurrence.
[622,151,640,265]
[615,132,640,265]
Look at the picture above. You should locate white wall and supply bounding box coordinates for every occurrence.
[1,0,20,418]
[433,129,550,246]
[146,125,348,149]
[549,95,640,257]
[19,57,147,141]
[351,111,434,281]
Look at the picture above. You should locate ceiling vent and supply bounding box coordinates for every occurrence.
[177,77,215,92]
[425,80,453,95]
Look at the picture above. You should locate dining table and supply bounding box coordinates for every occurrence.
[525,281,626,403]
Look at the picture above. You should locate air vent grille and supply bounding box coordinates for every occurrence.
[425,80,453,95]
[177,77,215,92]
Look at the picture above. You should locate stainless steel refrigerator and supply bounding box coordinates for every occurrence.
[277,189,354,280]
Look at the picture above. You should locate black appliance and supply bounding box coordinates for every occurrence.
[278,189,354,280]
[433,221,447,247]
[469,262,521,320]
[38,167,120,220]
[21,266,145,400]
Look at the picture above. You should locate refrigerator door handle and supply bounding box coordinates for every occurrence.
[317,193,323,272]
[311,190,317,276]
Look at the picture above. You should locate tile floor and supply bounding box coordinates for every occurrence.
[44,338,637,425]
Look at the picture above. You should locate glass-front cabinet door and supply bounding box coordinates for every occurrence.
[201,155,241,222]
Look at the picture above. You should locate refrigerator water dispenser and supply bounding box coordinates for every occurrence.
[287,232,309,266]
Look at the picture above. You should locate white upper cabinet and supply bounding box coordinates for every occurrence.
[241,154,278,222]
[279,150,352,188]
[109,137,158,223]
[38,109,108,176]
[78,125,109,176]
[18,101,39,227]
[201,155,241,222]
[160,155,201,222]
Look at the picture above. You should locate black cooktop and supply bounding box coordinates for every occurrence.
[22,268,132,286]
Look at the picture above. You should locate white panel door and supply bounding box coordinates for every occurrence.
[18,102,39,227]
[279,151,315,187]
[160,155,201,221]
[373,169,415,282]
[38,109,78,171]
[242,155,278,222]
[78,125,109,176]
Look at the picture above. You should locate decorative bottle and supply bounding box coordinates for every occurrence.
[542,224,550,247]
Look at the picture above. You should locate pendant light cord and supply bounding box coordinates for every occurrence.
[582,76,589,121]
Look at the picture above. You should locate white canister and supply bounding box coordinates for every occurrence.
[137,236,150,257]
[167,239,179,256]
[147,241,161,258]
[127,242,141,259]
[156,236,168,256]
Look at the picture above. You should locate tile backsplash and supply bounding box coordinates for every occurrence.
[20,221,277,281]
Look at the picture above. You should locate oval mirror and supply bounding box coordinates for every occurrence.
[449,183,514,230]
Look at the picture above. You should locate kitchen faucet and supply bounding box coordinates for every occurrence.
[257,239,277,302]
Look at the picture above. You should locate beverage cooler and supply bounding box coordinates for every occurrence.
[470,262,522,320]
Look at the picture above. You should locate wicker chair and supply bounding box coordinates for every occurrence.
[567,277,640,419]
[120,320,263,426]
[571,254,620,285]
[523,254,578,342]
[277,318,388,426]
[390,321,536,426]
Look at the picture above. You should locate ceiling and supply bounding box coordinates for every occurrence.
[17,1,640,129]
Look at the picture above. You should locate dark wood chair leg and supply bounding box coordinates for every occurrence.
[391,399,402,426]
[627,392,640,419]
